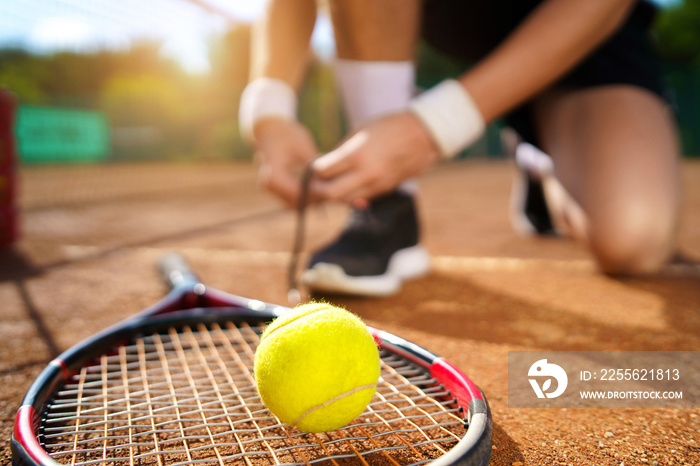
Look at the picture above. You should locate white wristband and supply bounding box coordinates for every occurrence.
[408,79,485,159]
[239,77,297,142]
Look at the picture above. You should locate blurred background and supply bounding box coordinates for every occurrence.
[0,0,700,164]
[1,0,698,166]
[3,5,699,464]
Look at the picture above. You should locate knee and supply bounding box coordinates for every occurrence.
[588,206,677,275]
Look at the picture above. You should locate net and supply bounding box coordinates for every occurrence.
[40,320,466,465]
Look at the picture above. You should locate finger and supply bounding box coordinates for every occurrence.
[258,163,299,208]
[311,133,365,179]
[311,150,352,179]
[342,185,394,205]
[352,198,369,210]
[310,172,380,205]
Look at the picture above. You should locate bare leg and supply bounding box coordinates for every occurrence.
[301,1,429,297]
[328,0,422,195]
[534,85,681,274]
[329,0,421,61]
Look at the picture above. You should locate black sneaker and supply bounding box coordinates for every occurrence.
[510,142,558,236]
[301,191,430,297]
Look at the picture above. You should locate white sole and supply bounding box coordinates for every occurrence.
[301,245,430,297]
[510,142,556,237]
[509,167,537,237]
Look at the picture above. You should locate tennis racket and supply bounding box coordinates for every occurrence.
[12,252,492,466]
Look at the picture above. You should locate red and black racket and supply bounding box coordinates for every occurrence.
[12,253,492,466]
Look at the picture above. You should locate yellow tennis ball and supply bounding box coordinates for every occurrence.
[254,302,381,433]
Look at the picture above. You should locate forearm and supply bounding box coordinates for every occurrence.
[460,0,637,121]
[250,0,317,91]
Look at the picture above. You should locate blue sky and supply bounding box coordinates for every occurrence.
[0,0,335,73]
[0,0,682,74]
[0,0,268,73]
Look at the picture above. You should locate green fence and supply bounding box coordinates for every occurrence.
[15,105,110,164]
[666,65,700,156]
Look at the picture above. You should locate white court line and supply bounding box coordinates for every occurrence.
[431,255,700,278]
[431,255,594,272]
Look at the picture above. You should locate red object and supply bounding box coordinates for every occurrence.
[0,89,19,247]
[13,406,52,466]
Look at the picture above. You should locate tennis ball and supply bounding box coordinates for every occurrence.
[254,302,380,433]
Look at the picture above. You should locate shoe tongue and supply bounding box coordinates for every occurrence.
[370,191,407,209]
[346,207,378,232]
[345,191,409,233]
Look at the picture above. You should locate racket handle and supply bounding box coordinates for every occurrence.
[159,252,200,289]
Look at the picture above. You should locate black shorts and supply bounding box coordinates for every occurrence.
[420,0,669,146]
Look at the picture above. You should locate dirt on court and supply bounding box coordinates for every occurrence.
[1,158,699,465]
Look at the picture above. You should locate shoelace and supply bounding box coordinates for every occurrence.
[287,164,314,305]
[346,202,379,233]
[286,167,373,304]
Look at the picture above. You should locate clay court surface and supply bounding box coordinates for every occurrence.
[1,158,699,465]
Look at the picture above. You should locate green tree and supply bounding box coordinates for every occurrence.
[0,49,49,104]
[654,0,700,65]
[198,24,253,158]
[99,73,188,126]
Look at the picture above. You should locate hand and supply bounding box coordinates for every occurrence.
[310,112,441,203]
[252,118,318,208]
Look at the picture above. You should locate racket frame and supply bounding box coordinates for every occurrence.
[12,256,491,466]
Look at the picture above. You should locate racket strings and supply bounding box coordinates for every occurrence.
[40,321,466,465]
